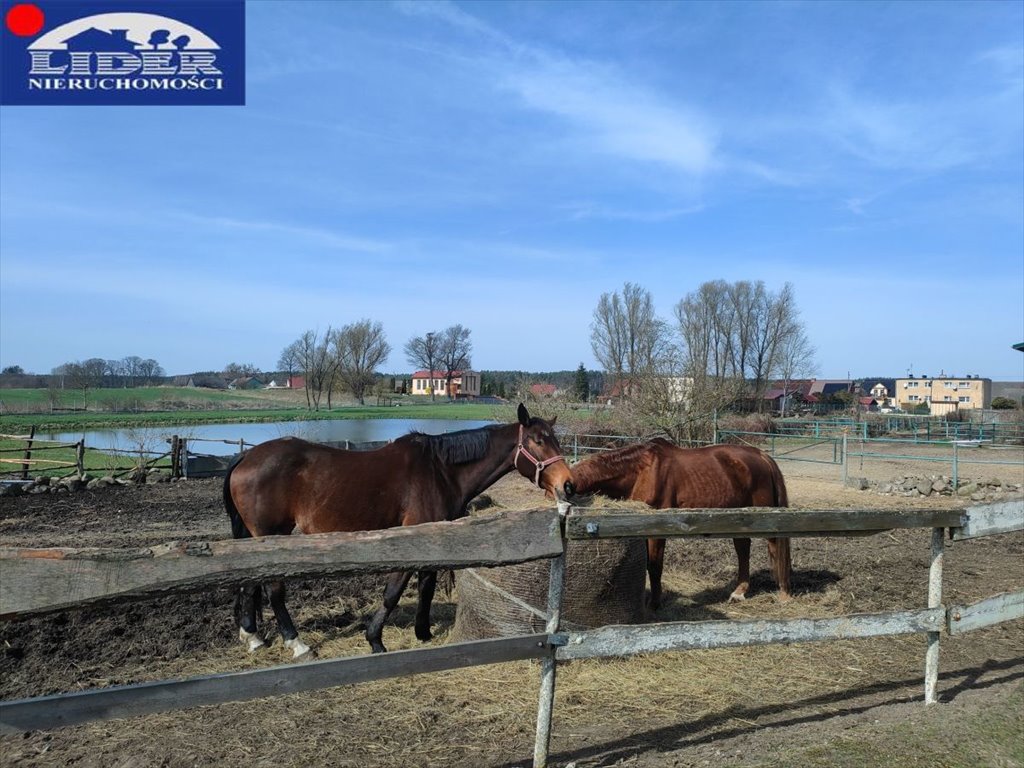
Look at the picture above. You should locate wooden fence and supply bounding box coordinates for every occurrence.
[0,501,1021,767]
[0,429,84,478]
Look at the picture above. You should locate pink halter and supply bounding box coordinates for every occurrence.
[513,425,567,487]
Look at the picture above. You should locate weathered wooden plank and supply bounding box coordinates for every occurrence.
[0,508,562,620]
[950,500,1024,540]
[946,590,1024,635]
[555,608,945,661]
[0,634,553,734]
[566,508,964,540]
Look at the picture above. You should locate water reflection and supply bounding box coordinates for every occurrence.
[42,418,496,456]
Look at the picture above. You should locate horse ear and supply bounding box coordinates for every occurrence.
[549,415,557,426]
[518,403,530,426]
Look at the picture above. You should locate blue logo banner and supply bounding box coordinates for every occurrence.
[1,0,245,105]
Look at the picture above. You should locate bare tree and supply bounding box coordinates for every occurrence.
[776,324,817,416]
[122,356,143,388]
[333,319,391,405]
[439,324,472,400]
[223,362,260,379]
[675,279,812,414]
[57,358,105,410]
[278,343,300,382]
[104,359,125,387]
[284,329,336,410]
[405,330,441,402]
[138,359,164,385]
[590,282,668,397]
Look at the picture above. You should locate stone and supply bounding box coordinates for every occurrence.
[957,483,979,497]
[931,480,949,493]
[845,476,869,491]
[970,492,987,502]
[916,481,933,496]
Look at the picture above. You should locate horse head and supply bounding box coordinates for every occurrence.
[513,402,575,502]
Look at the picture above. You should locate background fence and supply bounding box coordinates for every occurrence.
[1,500,1021,767]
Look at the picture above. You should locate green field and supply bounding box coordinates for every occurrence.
[0,387,502,432]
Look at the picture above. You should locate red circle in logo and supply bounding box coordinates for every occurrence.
[5,3,45,36]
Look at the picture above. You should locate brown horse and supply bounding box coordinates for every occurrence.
[224,403,575,655]
[570,439,791,608]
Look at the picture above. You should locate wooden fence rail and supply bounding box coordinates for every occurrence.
[0,509,562,619]
[0,500,1021,767]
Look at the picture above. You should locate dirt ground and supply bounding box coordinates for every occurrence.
[1,455,1022,768]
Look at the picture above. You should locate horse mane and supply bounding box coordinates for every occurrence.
[572,441,654,489]
[404,424,500,465]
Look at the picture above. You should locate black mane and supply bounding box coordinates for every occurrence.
[404,424,502,465]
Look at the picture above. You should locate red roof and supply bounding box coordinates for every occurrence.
[530,383,557,397]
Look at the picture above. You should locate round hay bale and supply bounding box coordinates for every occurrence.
[452,538,647,640]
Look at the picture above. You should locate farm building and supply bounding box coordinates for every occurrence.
[171,374,228,389]
[228,376,264,390]
[529,383,558,399]
[410,370,481,398]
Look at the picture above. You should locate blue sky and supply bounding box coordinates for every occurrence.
[2,0,1022,379]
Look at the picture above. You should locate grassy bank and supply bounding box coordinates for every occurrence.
[0,391,501,433]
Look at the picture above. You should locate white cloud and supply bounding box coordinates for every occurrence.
[503,57,717,175]
[393,1,717,177]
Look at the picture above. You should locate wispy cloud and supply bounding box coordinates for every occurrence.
[560,201,704,222]
[978,45,1024,92]
[174,213,394,254]
[396,0,717,177]
[502,57,717,175]
[822,86,977,172]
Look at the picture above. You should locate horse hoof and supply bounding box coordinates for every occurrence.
[370,644,388,654]
[285,638,312,659]
[415,628,433,642]
[239,628,265,653]
[728,591,747,603]
[777,592,794,603]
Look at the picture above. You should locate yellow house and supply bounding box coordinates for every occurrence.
[894,375,992,415]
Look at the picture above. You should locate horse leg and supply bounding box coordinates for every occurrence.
[235,583,265,652]
[729,537,752,602]
[267,580,312,658]
[414,570,437,642]
[766,537,793,601]
[646,538,666,610]
[365,570,414,654]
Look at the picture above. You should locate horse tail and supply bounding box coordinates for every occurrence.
[763,452,792,597]
[223,452,251,540]
[768,454,789,509]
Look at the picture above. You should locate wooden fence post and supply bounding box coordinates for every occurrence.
[76,441,85,478]
[170,436,180,479]
[533,505,568,768]
[924,526,944,704]
[20,426,35,481]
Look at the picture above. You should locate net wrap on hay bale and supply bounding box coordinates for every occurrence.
[452,538,647,640]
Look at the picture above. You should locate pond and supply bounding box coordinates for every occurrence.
[42,418,496,457]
